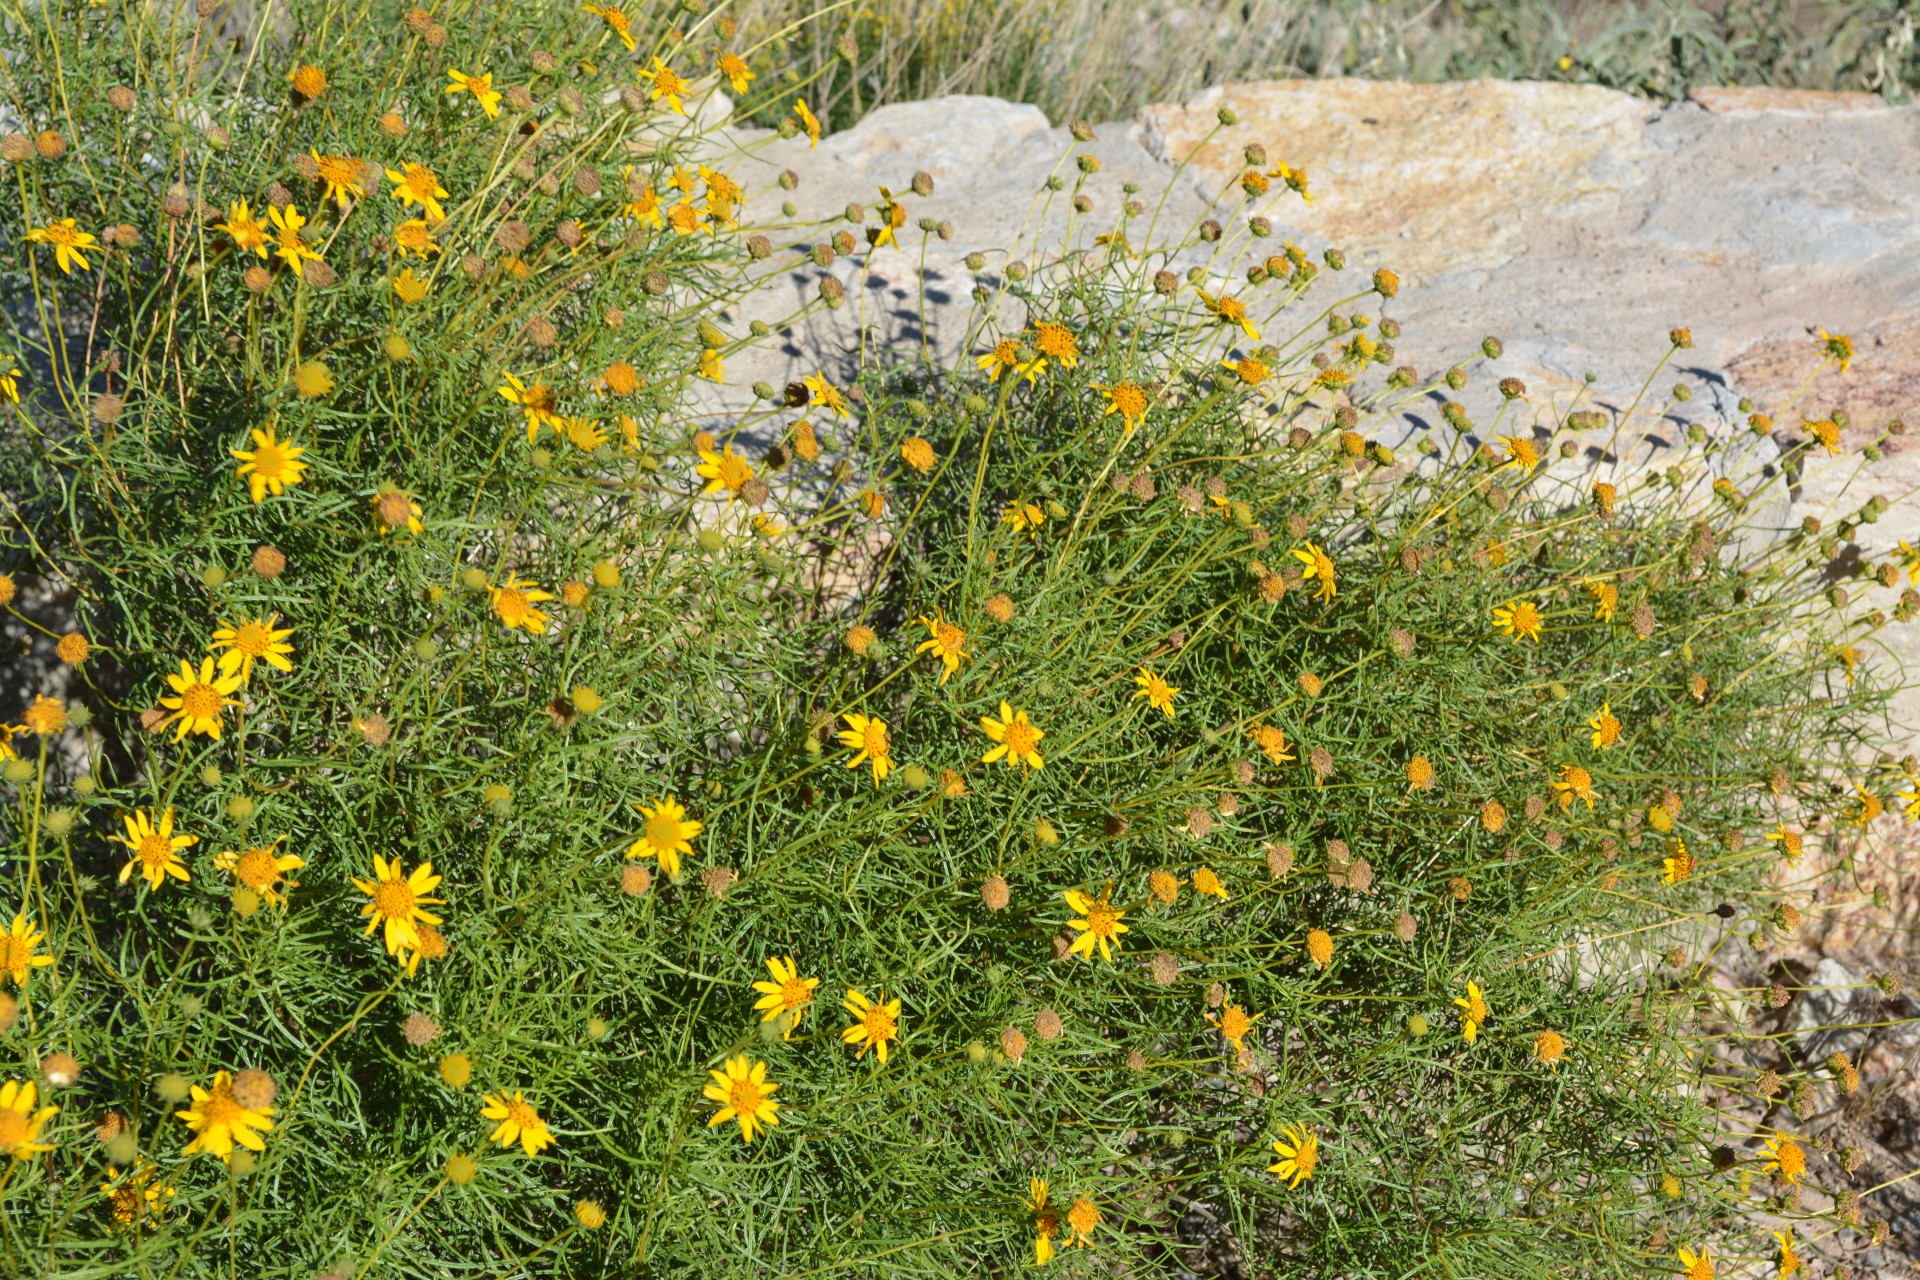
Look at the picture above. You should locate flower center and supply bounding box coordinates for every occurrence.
[0,1110,26,1150]
[717,455,751,491]
[1035,324,1074,358]
[1221,1007,1251,1041]
[1035,1209,1058,1236]
[862,722,888,757]
[727,1078,764,1114]
[936,623,964,652]
[1067,1200,1099,1234]
[0,937,26,971]
[199,1090,243,1128]
[1004,721,1037,756]
[374,878,416,920]
[180,683,222,718]
[779,978,811,1010]
[138,833,173,868]
[237,848,281,889]
[646,813,683,849]
[48,224,78,248]
[1084,905,1117,938]
[233,621,271,657]
[251,441,289,479]
[496,589,529,622]
[863,1006,897,1041]
[403,164,438,195]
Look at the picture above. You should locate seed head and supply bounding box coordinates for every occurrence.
[40,1052,79,1088]
[1150,952,1180,986]
[403,1013,442,1046]
[439,1053,472,1088]
[230,1068,277,1110]
[36,130,66,160]
[446,1152,477,1183]
[981,876,1010,911]
[999,1026,1027,1061]
[1394,911,1417,941]
[1186,807,1213,839]
[1630,604,1656,639]
[620,864,652,896]
[1309,746,1333,781]
[700,865,735,898]
[1265,843,1293,879]
[1034,1008,1062,1040]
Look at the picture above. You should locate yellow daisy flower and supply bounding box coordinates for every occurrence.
[716,51,755,95]
[1492,600,1543,642]
[1662,836,1691,885]
[703,1055,779,1142]
[1292,542,1336,602]
[628,797,702,878]
[696,444,753,497]
[213,841,304,907]
[1063,885,1127,961]
[209,614,294,682]
[913,611,970,684]
[231,426,309,503]
[101,1160,172,1227]
[751,956,819,1037]
[386,162,448,223]
[481,1090,555,1156]
[0,914,53,988]
[1100,381,1149,432]
[1774,1228,1801,1277]
[490,576,554,634]
[1766,823,1804,867]
[0,356,19,403]
[267,203,321,270]
[841,989,901,1063]
[802,372,850,418]
[793,98,821,147]
[498,373,562,443]
[1817,328,1853,373]
[1677,1245,1714,1280]
[582,2,636,50]
[0,1080,57,1160]
[158,657,243,741]
[1761,1133,1805,1185]
[177,1071,273,1163]
[837,712,893,785]
[1133,667,1178,719]
[1454,980,1488,1045]
[1063,1195,1100,1249]
[1024,1178,1061,1265]
[216,200,269,257]
[26,218,98,274]
[1003,500,1047,536]
[1551,764,1596,811]
[1207,1001,1260,1053]
[351,854,444,957]
[981,701,1044,771]
[1249,722,1295,765]
[1194,287,1260,340]
[309,151,367,207]
[1267,1122,1319,1187]
[638,56,690,114]
[446,68,502,117]
[110,808,197,891]
[1588,701,1621,749]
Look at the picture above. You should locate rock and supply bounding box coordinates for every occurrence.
[1787,956,1872,1064]
[1686,85,1892,115]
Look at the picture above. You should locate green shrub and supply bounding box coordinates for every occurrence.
[0,3,1910,1278]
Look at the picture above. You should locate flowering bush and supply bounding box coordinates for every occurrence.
[0,3,1913,1278]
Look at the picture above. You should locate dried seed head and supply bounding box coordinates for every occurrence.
[1309,746,1333,781]
[0,135,29,162]
[1130,472,1156,501]
[1524,795,1547,823]
[1394,910,1417,941]
[1206,982,1226,1009]
[980,876,1010,911]
[230,1068,277,1110]
[700,865,735,898]
[985,592,1015,623]
[251,545,286,578]
[1630,603,1656,639]
[108,86,135,112]
[403,1013,442,1046]
[302,259,336,289]
[573,166,602,196]
[1186,807,1213,839]
[39,1052,79,1088]
[1265,843,1294,879]
[1102,814,1129,837]
[620,864,652,896]
[356,713,392,746]
[1125,1048,1146,1071]
[1259,573,1287,602]
[1234,759,1255,786]
[1034,1008,1062,1040]
[999,1026,1027,1060]
[1150,952,1180,986]
[1216,792,1239,817]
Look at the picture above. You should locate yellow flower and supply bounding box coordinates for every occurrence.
[446,68,502,117]
[751,956,819,1037]
[628,797,701,878]
[837,712,893,785]
[1133,667,1178,719]
[488,576,554,634]
[158,657,244,741]
[386,162,448,222]
[110,809,196,891]
[624,182,663,228]
[561,416,608,451]
[267,203,321,271]
[1267,1123,1319,1187]
[1896,540,1920,587]
[841,989,902,1063]
[976,339,1034,384]
[287,63,326,99]
[177,1071,272,1163]
[209,614,294,682]
[1588,701,1621,749]
[1269,159,1312,203]
[0,1080,55,1163]
[914,611,970,685]
[216,200,269,257]
[393,217,440,259]
[21,696,64,735]
[498,372,562,443]
[638,56,690,114]
[1774,1228,1801,1277]
[900,436,936,474]
[1532,1029,1568,1067]
[230,426,308,503]
[26,218,98,274]
[698,346,725,380]
[1551,764,1596,812]
[981,701,1044,771]
[582,2,636,50]
[1192,867,1228,900]
[1292,542,1336,602]
[1662,836,1691,884]
[1099,381,1149,433]
[0,356,19,403]
[793,98,821,147]
[716,50,755,94]
[1761,1133,1805,1185]
[1063,885,1127,961]
[1677,1245,1714,1280]
[101,1160,172,1227]
[1586,579,1618,622]
[391,267,429,303]
[310,151,367,207]
[0,915,51,987]
[1003,500,1047,536]
[1802,417,1841,455]
[481,1090,556,1157]
[1453,980,1488,1045]
[1818,328,1854,374]
[1502,434,1539,467]
[1224,354,1270,385]
[212,841,304,907]
[1207,1001,1260,1052]
[372,484,425,535]
[1024,1178,1061,1265]
[1306,927,1333,967]
[1767,824,1804,867]
[801,372,849,418]
[704,1055,780,1142]
[1492,600,1543,642]
[1898,772,1920,823]
[352,855,444,957]
[1249,722,1295,765]
[694,445,752,500]
[1064,1195,1100,1249]
[1030,321,1080,371]
[1195,287,1260,340]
